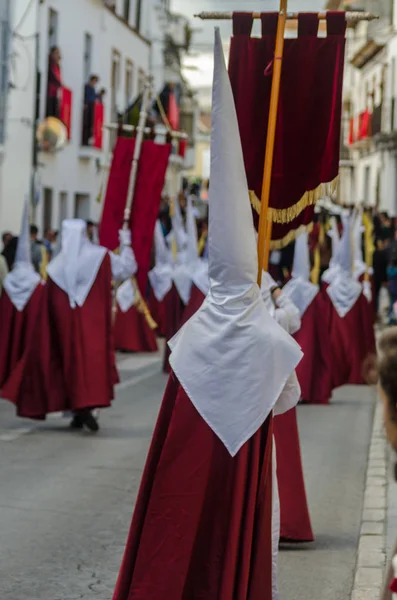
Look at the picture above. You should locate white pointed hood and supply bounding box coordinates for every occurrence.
[322,217,341,284]
[148,220,173,302]
[3,199,41,311]
[47,219,107,308]
[283,231,319,317]
[186,195,210,297]
[172,196,195,304]
[327,212,362,317]
[168,29,302,457]
[353,209,367,280]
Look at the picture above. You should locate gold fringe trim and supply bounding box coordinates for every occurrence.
[269,222,314,251]
[132,277,158,330]
[197,231,208,256]
[249,176,339,224]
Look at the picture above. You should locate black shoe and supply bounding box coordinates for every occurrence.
[70,415,84,429]
[81,410,100,432]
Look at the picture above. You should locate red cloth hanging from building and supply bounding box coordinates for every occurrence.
[229,12,346,248]
[348,117,355,145]
[60,87,72,140]
[93,101,104,149]
[168,92,180,131]
[358,109,372,140]
[99,136,171,293]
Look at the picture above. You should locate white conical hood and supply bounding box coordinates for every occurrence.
[283,231,319,317]
[327,212,362,317]
[47,219,107,308]
[168,29,302,457]
[3,198,41,311]
[292,230,310,281]
[186,196,199,264]
[353,209,366,280]
[148,220,173,302]
[322,217,341,284]
[171,195,188,255]
[15,199,32,265]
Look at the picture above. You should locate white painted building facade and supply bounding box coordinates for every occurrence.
[339,2,397,215]
[0,0,182,236]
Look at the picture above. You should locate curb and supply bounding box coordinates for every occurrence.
[351,399,388,600]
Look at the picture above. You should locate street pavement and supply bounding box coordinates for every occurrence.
[0,352,376,600]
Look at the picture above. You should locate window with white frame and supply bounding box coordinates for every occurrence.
[83,33,92,83]
[48,8,58,48]
[111,50,121,119]
[125,60,134,108]
[123,0,131,22]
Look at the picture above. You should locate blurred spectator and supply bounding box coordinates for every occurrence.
[30,225,44,274]
[46,47,62,118]
[388,245,397,324]
[98,88,106,104]
[2,236,18,271]
[2,231,12,250]
[373,238,389,318]
[86,220,95,243]
[43,227,56,260]
[82,75,99,146]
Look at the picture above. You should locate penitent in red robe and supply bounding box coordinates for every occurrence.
[148,287,167,337]
[327,293,375,389]
[162,284,184,373]
[113,375,274,600]
[114,305,158,353]
[295,294,333,405]
[0,284,52,420]
[274,407,314,543]
[46,254,118,413]
[0,285,44,391]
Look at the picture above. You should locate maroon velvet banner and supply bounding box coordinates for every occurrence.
[229,12,346,248]
[99,137,171,293]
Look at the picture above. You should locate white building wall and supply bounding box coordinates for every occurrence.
[0,0,152,236]
[0,0,38,234]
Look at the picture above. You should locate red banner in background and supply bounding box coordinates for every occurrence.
[99,137,171,294]
[60,87,72,140]
[94,102,104,149]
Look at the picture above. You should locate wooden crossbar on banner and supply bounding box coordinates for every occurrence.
[194,11,378,23]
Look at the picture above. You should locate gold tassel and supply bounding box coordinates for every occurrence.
[269,222,314,250]
[40,245,49,281]
[197,231,207,256]
[132,277,158,330]
[363,211,375,282]
[250,176,339,224]
[310,223,322,285]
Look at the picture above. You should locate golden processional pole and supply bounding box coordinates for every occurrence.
[256,0,287,286]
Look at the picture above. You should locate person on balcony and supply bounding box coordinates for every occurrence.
[46,47,62,118]
[83,74,99,145]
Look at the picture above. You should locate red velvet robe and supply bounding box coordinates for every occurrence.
[114,305,158,353]
[148,287,167,337]
[0,285,43,391]
[162,284,184,373]
[45,255,117,413]
[296,293,333,405]
[274,407,314,542]
[328,293,375,388]
[0,284,52,419]
[113,375,274,600]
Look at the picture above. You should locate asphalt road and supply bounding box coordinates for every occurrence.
[0,360,375,600]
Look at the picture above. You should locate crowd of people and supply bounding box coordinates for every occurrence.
[1,34,397,599]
